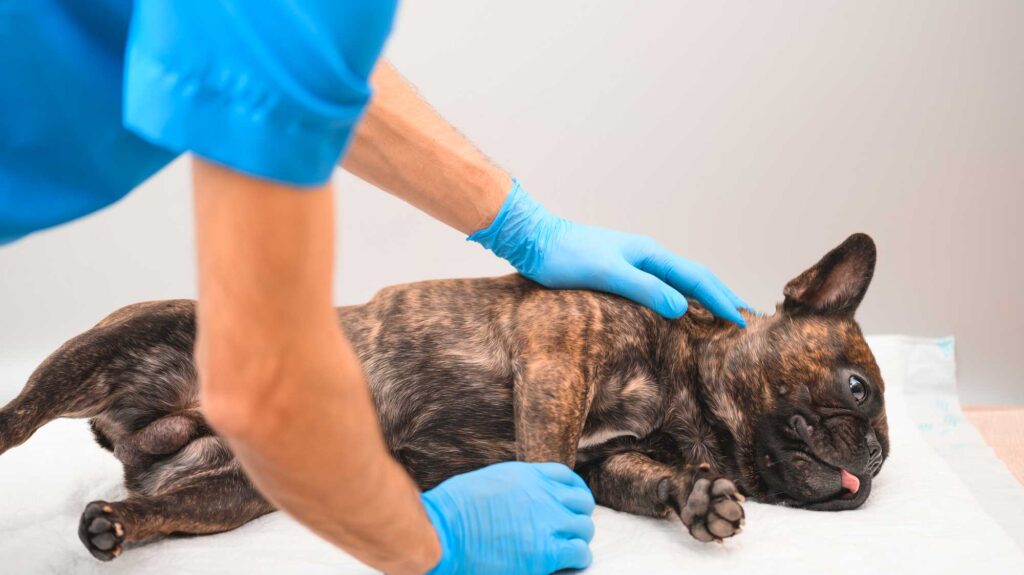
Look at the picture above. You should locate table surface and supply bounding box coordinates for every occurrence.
[964,405,1024,486]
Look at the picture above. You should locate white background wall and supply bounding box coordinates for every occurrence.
[1,1,1021,403]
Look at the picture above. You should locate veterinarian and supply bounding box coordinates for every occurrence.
[0,2,751,574]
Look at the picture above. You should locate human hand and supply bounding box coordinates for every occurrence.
[421,461,595,575]
[468,180,751,325]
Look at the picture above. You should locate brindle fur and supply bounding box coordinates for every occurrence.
[0,234,888,560]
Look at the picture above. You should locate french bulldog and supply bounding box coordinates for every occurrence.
[0,233,888,561]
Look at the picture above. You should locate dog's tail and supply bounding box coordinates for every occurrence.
[0,300,197,455]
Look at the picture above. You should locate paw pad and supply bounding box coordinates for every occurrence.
[79,501,126,561]
[679,476,745,543]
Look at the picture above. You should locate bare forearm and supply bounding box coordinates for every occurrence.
[192,159,439,575]
[343,61,511,235]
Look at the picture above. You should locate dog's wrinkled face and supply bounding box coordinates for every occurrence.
[733,234,889,510]
[753,314,888,510]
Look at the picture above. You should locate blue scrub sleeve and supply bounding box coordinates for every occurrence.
[123,0,398,186]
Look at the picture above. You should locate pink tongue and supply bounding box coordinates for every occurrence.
[840,469,860,494]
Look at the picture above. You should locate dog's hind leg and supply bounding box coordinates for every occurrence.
[80,436,273,561]
[0,300,196,455]
[78,467,274,561]
[0,330,123,455]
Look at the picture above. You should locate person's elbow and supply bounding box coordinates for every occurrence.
[198,351,287,443]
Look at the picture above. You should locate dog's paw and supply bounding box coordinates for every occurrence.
[678,469,745,543]
[78,501,126,561]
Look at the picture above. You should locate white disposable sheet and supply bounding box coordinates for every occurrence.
[0,336,1021,574]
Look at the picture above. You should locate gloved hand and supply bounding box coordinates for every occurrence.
[469,180,751,326]
[421,461,596,575]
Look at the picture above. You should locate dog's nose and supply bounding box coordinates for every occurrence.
[866,430,883,476]
[868,441,881,459]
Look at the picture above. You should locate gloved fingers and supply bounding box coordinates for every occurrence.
[551,538,593,572]
[639,252,746,326]
[690,275,747,327]
[549,483,597,516]
[604,264,689,319]
[553,512,596,542]
[705,269,755,313]
[532,462,590,490]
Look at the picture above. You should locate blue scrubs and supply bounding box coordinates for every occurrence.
[0,0,397,244]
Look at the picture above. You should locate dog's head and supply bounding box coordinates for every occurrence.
[714,233,888,510]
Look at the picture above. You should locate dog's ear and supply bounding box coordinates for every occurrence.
[783,233,876,317]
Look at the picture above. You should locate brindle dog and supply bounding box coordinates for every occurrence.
[0,233,888,561]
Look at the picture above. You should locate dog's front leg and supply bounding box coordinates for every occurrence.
[514,356,590,466]
[578,451,745,543]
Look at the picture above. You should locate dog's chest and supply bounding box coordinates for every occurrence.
[579,371,664,448]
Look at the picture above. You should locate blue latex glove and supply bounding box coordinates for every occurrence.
[422,461,596,575]
[469,180,751,326]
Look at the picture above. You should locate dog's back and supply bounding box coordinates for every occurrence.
[1,275,625,490]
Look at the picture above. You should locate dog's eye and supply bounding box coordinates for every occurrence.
[849,375,868,403]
